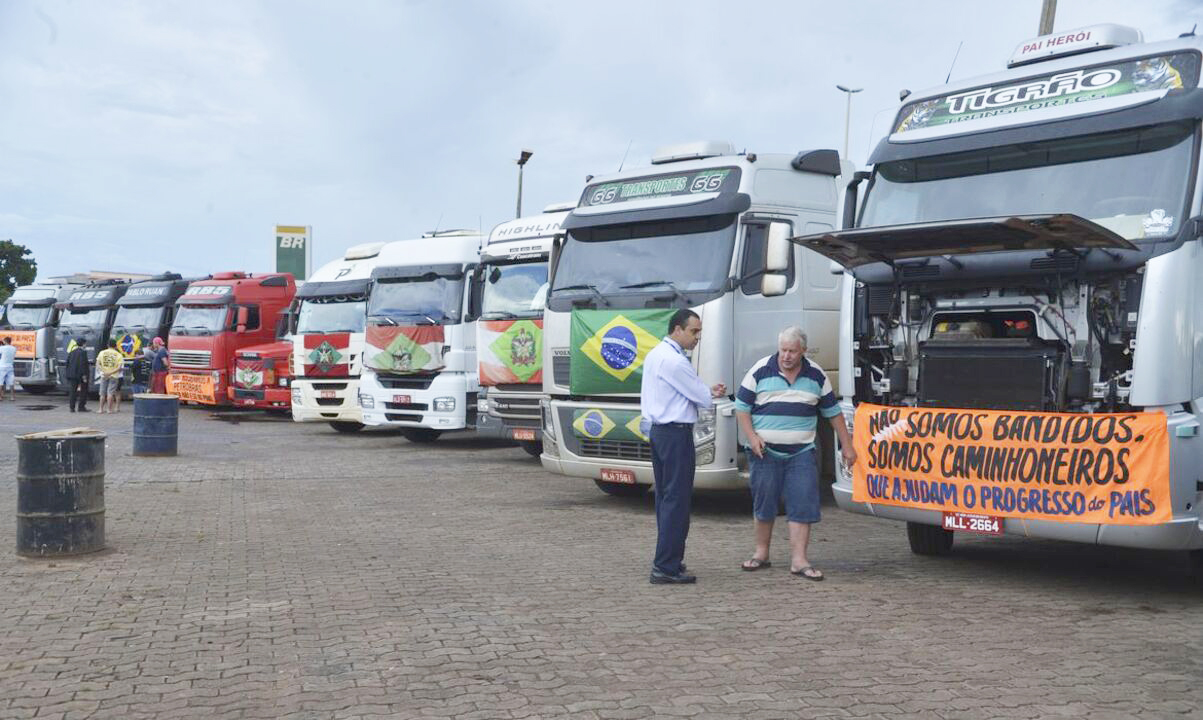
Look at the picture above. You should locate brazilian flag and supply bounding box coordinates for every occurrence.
[569,309,673,395]
[571,407,648,442]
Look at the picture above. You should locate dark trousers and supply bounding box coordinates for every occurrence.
[68,380,88,411]
[650,423,695,575]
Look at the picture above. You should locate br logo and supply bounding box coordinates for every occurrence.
[599,326,638,370]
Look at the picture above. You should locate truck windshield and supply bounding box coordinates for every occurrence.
[861,121,1195,242]
[58,308,108,331]
[171,306,228,334]
[368,276,463,324]
[4,304,51,328]
[297,299,366,333]
[113,306,164,331]
[551,215,737,305]
[481,262,548,319]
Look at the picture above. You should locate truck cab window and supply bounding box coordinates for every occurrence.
[740,222,794,295]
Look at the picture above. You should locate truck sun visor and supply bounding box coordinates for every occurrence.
[371,264,463,281]
[296,278,370,298]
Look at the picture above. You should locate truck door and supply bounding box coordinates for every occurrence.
[732,217,800,389]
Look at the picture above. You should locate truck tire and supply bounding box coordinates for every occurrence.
[21,385,50,395]
[401,428,442,443]
[906,522,954,556]
[594,480,649,497]
[519,440,543,457]
[329,421,364,433]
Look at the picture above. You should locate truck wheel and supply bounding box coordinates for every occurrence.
[1189,549,1203,584]
[594,480,649,497]
[329,421,364,433]
[21,385,50,395]
[401,428,442,443]
[906,522,954,556]
[519,440,543,457]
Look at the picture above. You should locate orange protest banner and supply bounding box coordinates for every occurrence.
[851,403,1171,525]
[166,373,216,404]
[9,331,37,359]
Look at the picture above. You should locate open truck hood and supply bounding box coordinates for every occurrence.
[795,214,1137,270]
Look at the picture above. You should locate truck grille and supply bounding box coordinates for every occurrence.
[385,401,429,411]
[377,374,437,390]
[170,350,212,369]
[578,438,652,462]
[552,354,570,387]
[311,381,348,391]
[14,360,33,376]
[490,394,542,421]
[385,412,422,423]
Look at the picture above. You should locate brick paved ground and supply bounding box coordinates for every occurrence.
[0,395,1200,719]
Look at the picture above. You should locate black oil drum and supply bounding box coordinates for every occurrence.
[16,429,106,557]
[133,393,179,457]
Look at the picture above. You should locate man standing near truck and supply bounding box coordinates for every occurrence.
[64,339,90,412]
[735,326,857,581]
[0,337,16,401]
[149,337,169,394]
[96,339,124,413]
[640,309,726,585]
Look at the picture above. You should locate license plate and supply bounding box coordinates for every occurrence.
[600,468,636,485]
[512,428,536,441]
[320,390,336,399]
[942,512,1002,535]
[393,394,411,404]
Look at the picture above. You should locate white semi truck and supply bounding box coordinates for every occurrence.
[794,25,1203,563]
[357,230,484,442]
[290,241,412,432]
[1,283,78,393]
[475,205,572,456]
[540,141,851,495]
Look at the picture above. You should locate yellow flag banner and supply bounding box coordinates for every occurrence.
[851,403,1171,525]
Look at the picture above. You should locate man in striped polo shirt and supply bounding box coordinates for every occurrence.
[734,326,856,580]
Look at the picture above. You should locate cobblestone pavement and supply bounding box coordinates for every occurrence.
[0,395,1200,720]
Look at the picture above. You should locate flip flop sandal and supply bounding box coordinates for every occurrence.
[741,558,772,571]
[791,566,825,581]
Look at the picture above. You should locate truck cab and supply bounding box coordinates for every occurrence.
[357,230,483,442]
[2,282,79,393]
[167,272,296,406]
[540,141,851,496]
[475,205,572,456]
[795,25,1203,558]
[112,273,196,388]
[54,281,132,391]
[290,241,413,432]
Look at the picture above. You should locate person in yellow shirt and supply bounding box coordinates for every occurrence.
[95,339,125,414]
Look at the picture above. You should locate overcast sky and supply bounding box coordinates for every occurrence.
[2,0,1198,281]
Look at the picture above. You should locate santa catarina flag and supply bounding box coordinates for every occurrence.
[303,333,351,377]
[365,325,445,373]
[479,319,543,386]
[569,309,673,395]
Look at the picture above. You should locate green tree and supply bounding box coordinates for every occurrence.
[0,240,38,304]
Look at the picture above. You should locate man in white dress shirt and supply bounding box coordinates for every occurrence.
[640,309,726,584]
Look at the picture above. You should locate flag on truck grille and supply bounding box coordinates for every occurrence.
[364,325,445,374]
[235,358,265,389]
[479,319,542,385]
[569,309,672,395]
[303,333,351,377]
[570,407,648,442]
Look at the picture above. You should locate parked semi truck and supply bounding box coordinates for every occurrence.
[357,230,483,442]
[290,241,412,432]
[54,280,132,392]
[167,272,296,406]
[476,205,572,456]
[540,141,850,495]
[112,274,196,387]
[793,24,1203,562]
[2,282,78,393]
[230,338,294,411]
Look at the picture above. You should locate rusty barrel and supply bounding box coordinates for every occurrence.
[133,393,179,457]
[16,428,106,557]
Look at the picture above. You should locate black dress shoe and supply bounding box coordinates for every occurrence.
[650,570,697,585]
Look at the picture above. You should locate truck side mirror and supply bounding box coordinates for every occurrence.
[765,222,792,273]
[761,273,788,297]
[235,306,249,333]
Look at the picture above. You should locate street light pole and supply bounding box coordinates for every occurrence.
[836,85,863,161]
[516,149,533,218]
[1038,0,1057,35]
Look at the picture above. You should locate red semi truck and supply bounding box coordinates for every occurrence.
[166,272,296,406]
[229,339,294,410]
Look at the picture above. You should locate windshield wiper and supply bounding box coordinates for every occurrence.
[480,310,520,320]
[556,283,610,307]
[620,280,687,303]
[370,316,398,326]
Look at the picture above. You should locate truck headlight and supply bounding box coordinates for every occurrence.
[291,387,301,405]
[695,444,715,466]
[279,377,289,387]
[694,406,716,446]
[359,393,375,409]
[434,396,456,412]
[477,390,489,414]
[541,398,556,441]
